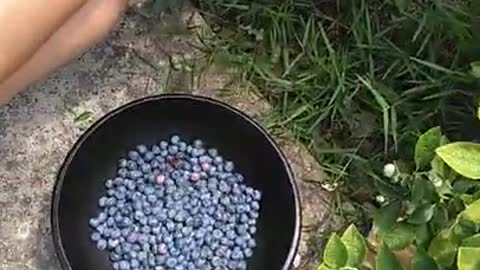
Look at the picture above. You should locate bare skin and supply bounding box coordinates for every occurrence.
[0,0,128,104]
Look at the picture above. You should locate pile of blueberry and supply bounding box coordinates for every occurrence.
[89,135,261,270]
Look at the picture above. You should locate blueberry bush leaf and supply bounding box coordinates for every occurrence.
[415,223,431,248]
[412,247,438,270]
[374,201,401,234]
[323,233,348,269]
[408,204,435,225]
[411,178,435,205]
[415,127,442,170]
[341,224,366,267]
[381,222,416,250]
[376,242,403,270]
[436,142,480,179]
[457,247,480,270]
[428,229,458,267]
[461,199,480,223]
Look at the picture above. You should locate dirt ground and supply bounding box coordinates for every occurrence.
[0,4,331,270]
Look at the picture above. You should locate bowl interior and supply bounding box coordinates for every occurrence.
[53,95,300,270]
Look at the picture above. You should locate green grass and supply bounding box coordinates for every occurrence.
[193,0,480,200]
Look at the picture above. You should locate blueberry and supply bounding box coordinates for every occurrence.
[96,239,107,250]
[91,232,102,241]
[90,137,263,269]
[150,144,161,154]
[166,258,177,268]
[237,261,247,270]
[130,259,140,268]
[171,135,181,144]
[159,140,169,149]
[193,139,203,148]
[111,229,122,238]
[168,145,179,155]
[213,156,223,165]
[247,238,256,248]
[111,253,123,262]
[179,142,187,152]
[231,247,244,260]
[140,164,152,173]
[144,152,155,161]
[119,260,130,270]
[190,173,200,182]
[98,196,108,207]
[224,161,234,172]
[128,151,140,160]
[109,239,120,249]
[208,148,218,157]
[89,218,100,228]
[105,179,114,189]
[253,190,262,201]
[136,145,148,154]
[127,161,137,170]
[129,170,142,179]
[212,256,222,267]
[116,167,127,177]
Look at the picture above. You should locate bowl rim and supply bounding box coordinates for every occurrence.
[51,94,302,270]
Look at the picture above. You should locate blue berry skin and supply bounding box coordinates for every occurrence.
[224,161,234,172]
[193,139,203,148]
[90,136,262,270]
[105,179,114,189]
[166,258,177,268]
[171,135,181,145]
[128,151,140,160]
[144,152,155,162]
[96,239,108,250]
[91,232,102,241]
[137,145,148,155]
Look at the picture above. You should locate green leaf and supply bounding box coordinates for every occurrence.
[341,225,367,267]
[430,205,449,232]
[415,224,432,248]
[428,229,458,267]
[376,242,403,270]
[323,233,348,269]
[408,204,435,225]
[317,263,331,270]
[412,247,438,270]
[374,201,402,234]
[411,178,435,205]
[457,247,480,270]
[462,234,480,247]
[74,111,93,123]
[462,199,480,223]
[381,222,416,250]
[415,127,442,170]
[471,61,480,79]
[436,142,480,179]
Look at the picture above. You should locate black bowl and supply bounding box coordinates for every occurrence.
[51,94,301,270]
